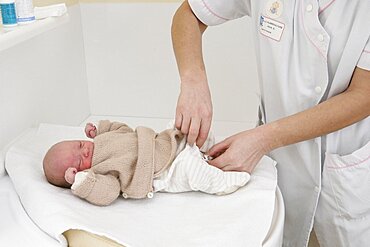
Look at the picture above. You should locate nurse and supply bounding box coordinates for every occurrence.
[171,0,370,246]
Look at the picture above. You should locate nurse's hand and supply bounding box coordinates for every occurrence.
[207,127,271,173]
[175,80,213,148]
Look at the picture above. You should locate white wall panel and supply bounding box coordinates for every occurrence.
[0,6,90,150]
[81,3,260,123]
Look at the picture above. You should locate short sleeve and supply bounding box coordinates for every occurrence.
[188,0,251,26]
[357,38,370,71]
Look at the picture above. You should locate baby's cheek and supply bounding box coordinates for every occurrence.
[83,158,92,170]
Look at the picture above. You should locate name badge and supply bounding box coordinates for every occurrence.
[259,15,285,41]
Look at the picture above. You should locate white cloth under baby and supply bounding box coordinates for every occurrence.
[153,145,250,195]
[5,123,279,247]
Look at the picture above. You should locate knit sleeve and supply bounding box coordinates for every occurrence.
[71,170,121,206]
[96,120,134,136]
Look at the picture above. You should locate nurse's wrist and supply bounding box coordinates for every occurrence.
[258,122,284,152]
[180,69,207,85]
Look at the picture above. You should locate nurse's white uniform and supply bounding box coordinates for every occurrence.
[187,0,370,246]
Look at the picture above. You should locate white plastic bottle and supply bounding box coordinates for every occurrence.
[15,0,35,24]
[0,0,18,28]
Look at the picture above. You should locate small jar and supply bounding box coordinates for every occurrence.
[0,0,18,28]
[15,0,35,25]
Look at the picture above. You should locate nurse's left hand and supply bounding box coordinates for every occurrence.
[207,127,271,173]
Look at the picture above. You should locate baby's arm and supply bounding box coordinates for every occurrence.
[96,120,133,135]
[71,170,121,206]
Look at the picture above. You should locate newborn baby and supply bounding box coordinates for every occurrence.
[43,120,250,206]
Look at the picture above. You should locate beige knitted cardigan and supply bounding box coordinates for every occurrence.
[72,120,183,206]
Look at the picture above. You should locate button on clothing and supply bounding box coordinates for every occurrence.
[314,86,322,94]
[317,34,324,42]
[306,4,313,12]
[188,0,370,246]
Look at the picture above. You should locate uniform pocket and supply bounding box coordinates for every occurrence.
[324,141,370,220]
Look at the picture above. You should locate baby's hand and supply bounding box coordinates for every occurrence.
[65,167,77,185]
[85,123,97,138]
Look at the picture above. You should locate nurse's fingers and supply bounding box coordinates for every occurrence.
[187,118,201,146]
[175,112,183,130]
[223,163,252,173]
[221,164,239,172]
[196,118,211,148]
[208,154,228,170]
[207,138,231,157]
[180,116,191,135]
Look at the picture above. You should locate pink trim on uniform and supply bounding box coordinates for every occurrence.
[363,50,370,54]
[301,3,327,59]
[319,0,336,15]
[201,0,229,21]
[327,155,370,169]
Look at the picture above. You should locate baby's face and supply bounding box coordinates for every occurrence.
[56,140,94,172]
[44,140,94,187]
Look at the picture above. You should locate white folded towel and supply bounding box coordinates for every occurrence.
[34,4,67,20]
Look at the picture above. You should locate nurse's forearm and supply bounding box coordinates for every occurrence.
[171,0,208,83]
[263,67,370,151]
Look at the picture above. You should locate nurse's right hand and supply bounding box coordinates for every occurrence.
[207,126,272,173]
[175,80,213,148]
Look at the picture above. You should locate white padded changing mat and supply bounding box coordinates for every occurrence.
[0,176,60,247]
[5,123,278,247]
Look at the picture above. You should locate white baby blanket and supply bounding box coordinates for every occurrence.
[5,123,278,247]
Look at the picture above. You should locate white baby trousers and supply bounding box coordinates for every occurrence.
[153,144,250,195]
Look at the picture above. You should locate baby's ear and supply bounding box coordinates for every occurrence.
[65,167,78,184]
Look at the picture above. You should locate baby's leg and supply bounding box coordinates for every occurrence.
[160,145,250,195]
[187,147,250,195]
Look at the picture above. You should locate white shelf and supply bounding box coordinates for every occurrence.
[0,14,69,52]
